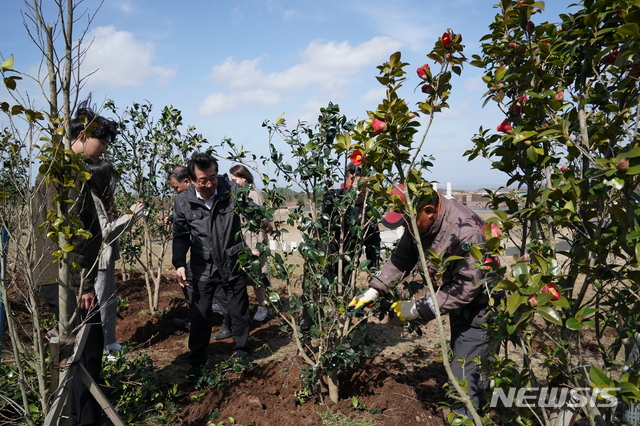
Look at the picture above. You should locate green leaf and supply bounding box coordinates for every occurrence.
[507,292,525,315]
[536,306,562,325]
[513,131,538,144]
[565,318,583,330]
[589,366,612,387]
[62,243,75,253]
[617,23,640,39]
[495,66,508,83]
[0,54,14,71]
[626,164,640,175]
[468,245,483,261]
[551,296,570,308]
[526,145,539,162]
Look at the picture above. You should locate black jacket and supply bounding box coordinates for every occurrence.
[172,175,247,282]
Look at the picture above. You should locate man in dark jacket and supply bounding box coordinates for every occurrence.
[33,99,117,426]
[172,153,251,376]
[349,185,496,418]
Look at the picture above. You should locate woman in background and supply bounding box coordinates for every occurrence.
[229,164,270,322]
[89,161,145,358]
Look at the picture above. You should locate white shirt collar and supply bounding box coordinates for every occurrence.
[196,188,217,209]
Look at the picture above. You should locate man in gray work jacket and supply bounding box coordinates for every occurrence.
[172,153,251,377]
[349,185,496,418]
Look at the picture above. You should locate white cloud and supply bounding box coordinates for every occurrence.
[82,26,177,88]
[199,89,283,116]
[360,87,386,106]
[114,2,135,15]
[200,36,403,116]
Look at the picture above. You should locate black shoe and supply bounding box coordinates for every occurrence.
[212,328,232,340]
[173,317,191,331]
[185,364,202,380]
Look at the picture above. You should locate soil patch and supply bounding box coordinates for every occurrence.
[109,274,454,425]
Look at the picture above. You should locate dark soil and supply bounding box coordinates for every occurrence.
[112,274,453,425]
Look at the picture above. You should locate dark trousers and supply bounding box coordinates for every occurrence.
[449,303,497,416]
[188,272,250,367]
[40,284,104,425]
[181,284,194,322]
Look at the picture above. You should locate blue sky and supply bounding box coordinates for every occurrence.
[1,0,578,190]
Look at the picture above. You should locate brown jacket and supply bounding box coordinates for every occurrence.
[370,195,487,319]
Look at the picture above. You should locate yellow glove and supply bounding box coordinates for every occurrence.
[391,300,419,321]
[348,288,379,309]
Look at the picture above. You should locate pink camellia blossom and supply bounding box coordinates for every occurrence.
[556,92,564,101]
[417,64,431,79]
[603,50,619,65]
[350,150,364,166]
[442,32,453,49]
[371,118,387,135]
[529,295,537,307]
[483,222,501,238]
[497,119,513,133]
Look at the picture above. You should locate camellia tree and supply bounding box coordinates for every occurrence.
[106,101,207,312]
[465,0,640,424]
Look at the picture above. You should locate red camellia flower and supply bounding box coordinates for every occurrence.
[416,64,430,79]
[529,295,538,307]
[560,166,567,173]
[350,150,364,166]
[541,284,561,301]
[517,94,528,104]
[497,119,513,133]
[483,222,501,238]
[509,105,522,115]
[371,118,387,135]
[602,50,619,65]
[421,84,433,94]
[442,32,453,49]
[556,92,564,101]
[526,21,535,33]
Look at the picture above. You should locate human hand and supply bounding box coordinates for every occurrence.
[391,301,419,321]
[78,290,96,310]
[348,288,379,310]
[176,267,190,288]
[130,203,146,218]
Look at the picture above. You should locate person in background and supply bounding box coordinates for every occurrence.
[228,164,270,322]
[172,153,252,378]
[88,161,145,360]
[33,98,117,426]
[164,166,194,331]
[164,166,191,226]
[349,185,497,418]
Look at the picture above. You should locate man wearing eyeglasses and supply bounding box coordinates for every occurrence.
[172,152,251,378]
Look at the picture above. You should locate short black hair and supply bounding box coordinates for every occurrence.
[229,164,254,184]
[187,152,218,180]
[170,165,190,183]
[68,96,118,143]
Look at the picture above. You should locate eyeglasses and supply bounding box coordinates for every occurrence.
[196,176,218,185]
